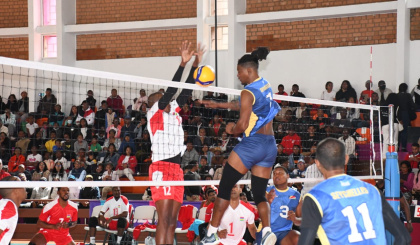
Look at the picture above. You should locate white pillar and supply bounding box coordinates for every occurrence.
[395,0,410,89]
[227,0,246,89]
[56,0,76,67]
[28,0,42,62]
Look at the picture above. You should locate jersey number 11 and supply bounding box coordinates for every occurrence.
[341,203,376,243]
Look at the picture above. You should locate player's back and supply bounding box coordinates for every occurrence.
[242,77,280,137]
[268,186,300,232]
[307,174,386,245]
[0,199,18,245]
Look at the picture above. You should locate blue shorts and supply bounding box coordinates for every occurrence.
[254,230,290,245]
[233,134,277,170]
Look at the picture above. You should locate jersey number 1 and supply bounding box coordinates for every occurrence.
[266,93,272,107]
[341,203,376,243]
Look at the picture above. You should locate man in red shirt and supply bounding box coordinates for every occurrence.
[8,147,25,173]
[107,89,124,117]
[274,84,288,104]
[405,143,420,169]
[0,160,11,180]
[281,127,302,155]
[29,187,78,245]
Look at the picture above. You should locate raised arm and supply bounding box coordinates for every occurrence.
[158,41,195,110]
[200,100,240,111]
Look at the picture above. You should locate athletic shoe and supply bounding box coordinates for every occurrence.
[261,231,277,245]
[199,232,220,245]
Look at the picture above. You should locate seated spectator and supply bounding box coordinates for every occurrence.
[61,133,75,161]
[0,109,16,137]
[30,178,51,207]
[184,163,201,201]
[68,160,86,181]
[89,135,102,155]
[51,122,63,139]
[320,81,336,101]
[16,164,32,181]
[67,175,81,199]
[107,118,122,139]
[280,110,295,132]
[116,146,137,181]
[405,143,420,169]
[289,84,306,108]
[281,126,301,155]
[8,147,25,173]
[332,108,352,135]
[54,150,70,171]
[312,108,329,130]
[370,92,380,106]
[76,148,87,166]
[182,142,200,167]
[359,80,374,104]
[133,116,147,141]
[346,97,360,121]
[338,129,356,174]
[400,161,414,193]
[37,88,57,115]
[133,89,148,111]
[50,158,68,181]
[376,80,393,106]
[118,133,136,154]
[6,94,19,114]
[95,101,108,130]
[43,151,54,170]
[274,84,288,104]
[15,130,30,155]
[76,118,92,141]
[49,104,65,126]
[79,175,100,206]
[104,129,121,152]
[88,187,129,245]
[193,128,212,152]
[16,91,29,123]
[275,144,288,165]
[335,80,357,102]
[218,131,237,154]
[274,101,292,122]
[0,160,10,180]
[213,156,228,180]
[39,121,49,139]
[179,103,192,126]
[86,90,97,110]
[26,146,42,172]
[105,107,117,130]
[102,143,120,168]
[101,164,119,198]
[198,156,213,177]
[0,96,5,114]
[301,125,319,152]
[120,116,136,140]
[26,115,38,138]
[74,134,88,154]
[295,103,309,119]
[44,131,57,153]
[211,147,224,167]
[209,115,224,139]
[92,163,104,181]
[86,152,97,172]
[292,159,306,178]
[97,129,106,146]
[52,139,63,153]
[199,144,214,166]
[107,88,124,117]
[30,131,45,155]
[65,105,79,128]
[200,188,217,209]
[32,161,50,181]
[77,100,95,126]
[274,123,286,144]
[288,145,304,172]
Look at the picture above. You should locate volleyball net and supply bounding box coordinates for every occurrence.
[0,56,383,190]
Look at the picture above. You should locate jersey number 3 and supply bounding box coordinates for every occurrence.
[341,203,376,243]
[279,205,289,218]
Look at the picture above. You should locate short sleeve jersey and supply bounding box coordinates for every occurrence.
[147,100,186,162]
[267,186,300,233]
[39,199,78,233]
[218,201,255,245]
[101,195,129,218]
[241,77,280,137]
[0,199,18,245]
[307,174,386,245]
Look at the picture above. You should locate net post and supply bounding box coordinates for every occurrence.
[385,104,399,245]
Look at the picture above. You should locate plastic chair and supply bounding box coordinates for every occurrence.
[197,207,207,221]
[127,206,157,244]
[83,205,104,244]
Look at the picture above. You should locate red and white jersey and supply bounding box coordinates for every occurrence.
[0,199,18,245]
[39,199,78,233]
[219,201,255,245]
[147,100,186,162]
[101,195,129,218]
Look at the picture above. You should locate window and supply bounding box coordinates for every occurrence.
[43,36,57,58]
[210,0,228,16]
[211,26,228,50]
[43,0,57,26]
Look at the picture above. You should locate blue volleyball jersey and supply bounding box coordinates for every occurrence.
[306,174,386,245]
[266,186,300,233]
[241,77,280,137]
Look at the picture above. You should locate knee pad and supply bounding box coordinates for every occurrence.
[117,218,127,228]
[251,175,269,205]
[89,217,98,227]
[218,163,244,201]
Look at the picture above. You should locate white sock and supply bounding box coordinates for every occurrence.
[262,227,272,238]
[90,237,95,244]
[117,236,122,244]
[206,225,218,237]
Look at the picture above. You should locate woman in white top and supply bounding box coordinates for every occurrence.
[320,81,336,101]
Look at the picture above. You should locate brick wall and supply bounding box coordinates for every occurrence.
[0,0,28,28]
[246,13,396,51]
[76,29,197,60]
[411,8,420,40]
[76,0,197,24]
[246,0,395,14]
[0,38,29,60]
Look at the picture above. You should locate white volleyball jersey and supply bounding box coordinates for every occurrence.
[0,199,18,245]
[101,195,129,218]
[147,100,186,162]
[219,201,255,245]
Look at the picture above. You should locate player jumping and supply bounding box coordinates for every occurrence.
[147,41,205,245]
[200,47,280,245]
[29,187,78,245]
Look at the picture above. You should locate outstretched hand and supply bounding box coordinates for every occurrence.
[180,40,194,66]
[193,43,206,67]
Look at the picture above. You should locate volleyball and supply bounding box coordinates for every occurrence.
[193,65,215,87]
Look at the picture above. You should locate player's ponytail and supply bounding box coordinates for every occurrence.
[238,47,270,69]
